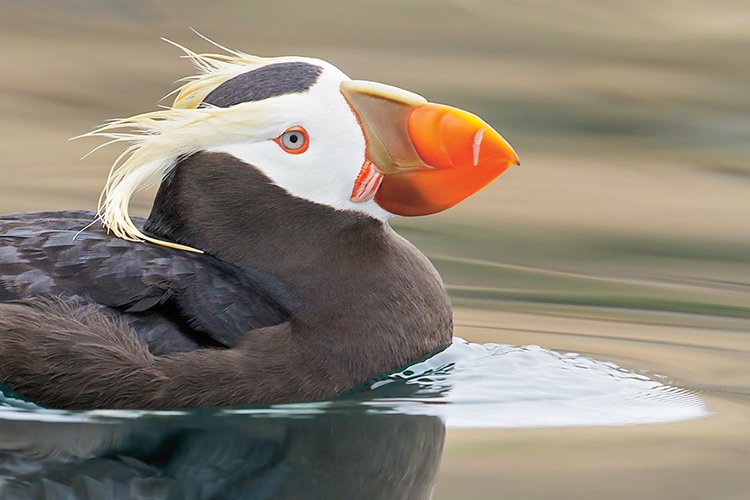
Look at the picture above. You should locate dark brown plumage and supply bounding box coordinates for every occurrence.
[0,152,452,409]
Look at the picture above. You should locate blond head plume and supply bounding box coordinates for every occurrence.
[77,36,298,252]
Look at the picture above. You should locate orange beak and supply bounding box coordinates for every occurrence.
[342,80,519,216]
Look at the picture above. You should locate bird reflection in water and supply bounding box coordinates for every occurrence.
[0,410,445,499]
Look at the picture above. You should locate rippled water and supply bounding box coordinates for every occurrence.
[369,339,708,428]
[0,338,709,497]
[1,1,749,498]
[0,338,708,428]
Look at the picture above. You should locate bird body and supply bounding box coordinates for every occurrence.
[0,41,518,409]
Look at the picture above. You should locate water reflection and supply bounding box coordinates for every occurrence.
[0,336,711,498]
[0,410,444,500]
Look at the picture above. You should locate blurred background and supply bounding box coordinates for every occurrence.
[1,1,748,498]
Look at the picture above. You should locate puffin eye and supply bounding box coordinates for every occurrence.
[275,126,309,154]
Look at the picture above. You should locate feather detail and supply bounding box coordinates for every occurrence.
[74,36,305,252]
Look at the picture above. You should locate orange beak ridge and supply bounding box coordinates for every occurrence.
[375,103,519,216]
[342,80,518,216]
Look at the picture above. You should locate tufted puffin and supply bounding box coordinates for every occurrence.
[0,42,519,409]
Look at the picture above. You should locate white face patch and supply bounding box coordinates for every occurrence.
[207,60,392,222]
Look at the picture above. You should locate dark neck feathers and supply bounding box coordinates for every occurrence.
[145,151,452,377]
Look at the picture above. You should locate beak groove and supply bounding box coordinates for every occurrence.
[350,160,384,203]
[472,128,485,167]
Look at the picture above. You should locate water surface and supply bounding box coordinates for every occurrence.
[0,337,710,497]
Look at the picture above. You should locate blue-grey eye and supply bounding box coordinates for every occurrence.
[276,126,309,154]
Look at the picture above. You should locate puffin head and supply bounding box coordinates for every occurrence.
[85,41,519,251]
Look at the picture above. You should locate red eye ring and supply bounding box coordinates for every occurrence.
[274,126,309,154]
